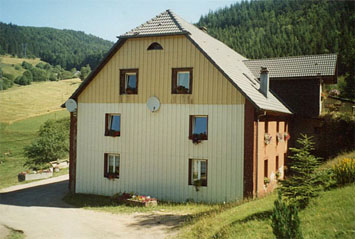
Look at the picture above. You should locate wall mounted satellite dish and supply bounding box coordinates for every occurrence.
[147,96,160,112]
[65,99,77,112]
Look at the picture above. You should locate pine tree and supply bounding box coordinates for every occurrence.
[280,134,321,209]
[271,192,303,239]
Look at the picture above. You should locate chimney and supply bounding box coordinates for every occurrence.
[259,67,269,98]
[199,26,208,33]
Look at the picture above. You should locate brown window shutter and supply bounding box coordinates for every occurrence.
[189,68,193,94]
[135,69,138,94]
[120,71,125,94]
[104,154,108,178]
[189,115,193,139]
[105,114,109,136]
[188,159,192,185]
[172,69,177,93]
[203,160,208,186]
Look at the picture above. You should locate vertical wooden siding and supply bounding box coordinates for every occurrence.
[78,35,243,105]
[76,103,245,203]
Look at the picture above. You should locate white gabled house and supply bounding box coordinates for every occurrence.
[64,10,336,202]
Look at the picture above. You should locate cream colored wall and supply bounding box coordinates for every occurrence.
[78,35,244,105]
[76,103,244,203]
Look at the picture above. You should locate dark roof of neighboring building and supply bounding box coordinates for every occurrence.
[244,54,337,81]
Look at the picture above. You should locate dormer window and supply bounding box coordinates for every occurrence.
[172,68,193,94]
[120,69,138,94]
[147,42,163,50]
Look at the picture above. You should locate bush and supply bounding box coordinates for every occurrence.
[14,75,31,85]
[271,192,303,239]
[280,135,322,209]
[21,61,33,70]
[317,113,355,158]
[24,118,70,170]
[332,158,355,185]
[14,65,21,70]
[30,67,48,81]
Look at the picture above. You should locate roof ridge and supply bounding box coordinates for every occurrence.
[244,53,337,62]
[166,9,186,33]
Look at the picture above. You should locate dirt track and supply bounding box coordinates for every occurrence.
[0,175,181,239]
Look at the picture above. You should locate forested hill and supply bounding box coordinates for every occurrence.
[0,22,113,70]
[198,0,354,77]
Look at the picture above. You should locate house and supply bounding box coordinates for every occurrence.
[64,10,336,202]
[244,54,338,153]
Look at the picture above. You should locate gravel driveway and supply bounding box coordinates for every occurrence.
[0,175,181,239]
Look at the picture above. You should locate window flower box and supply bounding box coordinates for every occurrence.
[264,133,272,145]
[284,132,290,141]
[276,132,284,142]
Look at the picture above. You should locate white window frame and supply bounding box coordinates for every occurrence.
[107,154,120,175]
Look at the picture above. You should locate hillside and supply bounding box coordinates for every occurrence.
[0,22,113,70]
[0,78,81,123]
[198,0,354,98]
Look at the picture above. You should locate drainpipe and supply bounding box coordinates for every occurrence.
[255,110,266,197]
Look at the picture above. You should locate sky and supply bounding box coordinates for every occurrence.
[0,0,240,42]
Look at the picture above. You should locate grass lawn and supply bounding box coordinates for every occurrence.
[63,192,223,215]
[0,110,69,189]
[0,78,81,123]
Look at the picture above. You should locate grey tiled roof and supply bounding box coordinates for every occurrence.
[71,10,295,114]
[169,11,292,114]
[244,54,337,79]
[121,11,188,37]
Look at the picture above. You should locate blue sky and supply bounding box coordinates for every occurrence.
[0,0,239,42]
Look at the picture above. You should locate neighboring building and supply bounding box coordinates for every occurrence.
[64,10,336,202]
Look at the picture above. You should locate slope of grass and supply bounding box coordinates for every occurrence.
[1,55,44,65]
[0,55,44,78]
[177,184,355,239]
[0,78,80,123]
[0,110,69,189]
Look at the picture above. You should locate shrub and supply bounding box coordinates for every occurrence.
[271,192,303,239]
[24,118,69,170]
[332,158,355,185]
[21,61,33,70]
[280,134,322,209]
[14,65,21,70]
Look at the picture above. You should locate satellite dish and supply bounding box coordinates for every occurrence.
[65,99,77,112]
[147,96,160,112]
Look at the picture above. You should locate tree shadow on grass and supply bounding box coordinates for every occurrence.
[211,210,273,239]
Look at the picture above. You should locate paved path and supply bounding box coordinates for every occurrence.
[0,175,181,239]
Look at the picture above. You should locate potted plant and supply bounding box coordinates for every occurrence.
[276,132,283,142]
[264,133,272,145]
[194,179,202,192]
[275,171,281,180]
[192,134,202,144]
[264,177,270,186]
[284,132,290,141]
[176,85,189,94]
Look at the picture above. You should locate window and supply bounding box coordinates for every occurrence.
[276,156,279,171]
[265,119,269,133]
[189,115,208,141]
[264,159,268,178]
[276,121,280,133]
[104,153,120,178]
[147,42,163,50]
[105,114,120,137]
[189,159,208,186]
[172,68,192,94]
[120,69,138,94]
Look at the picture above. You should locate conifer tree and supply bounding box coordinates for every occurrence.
[271,192,303,239]
[280,134,321,209]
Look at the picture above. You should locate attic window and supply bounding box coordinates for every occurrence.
[147,42,163,50]
[172,68,193,94]
[120,69,138,94]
